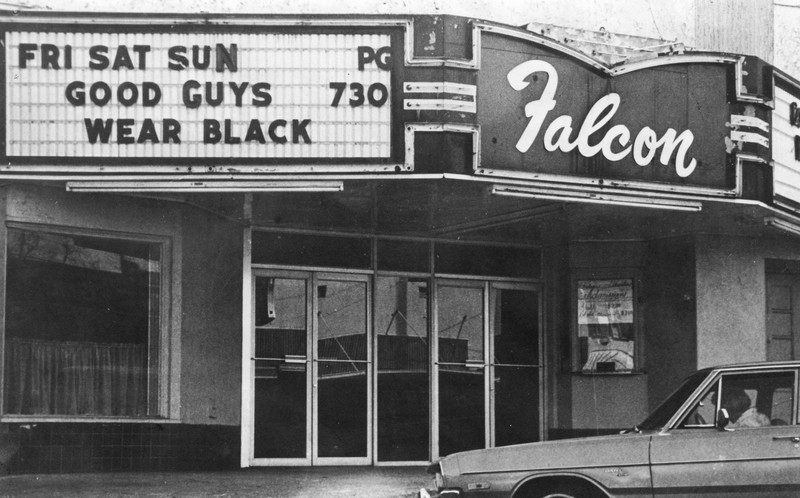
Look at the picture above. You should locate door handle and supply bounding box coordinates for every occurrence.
[250,356,308,363]
[772,436,800,443]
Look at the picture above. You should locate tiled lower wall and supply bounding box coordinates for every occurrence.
[0,424,621,473]
[3,422,240,474]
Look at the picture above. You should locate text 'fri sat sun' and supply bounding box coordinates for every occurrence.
[10,36,393,156]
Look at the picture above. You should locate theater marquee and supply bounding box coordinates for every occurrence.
[3,29,398,166]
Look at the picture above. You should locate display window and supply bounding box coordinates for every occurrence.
[3,226,168,418]
[575,276,639,374]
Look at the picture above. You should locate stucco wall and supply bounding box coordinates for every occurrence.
[570,375,647,429]
[695,235,765,368]
[695,233,800,369]
[567,240,649,429]
[694,0,773,61]
[179,202,243,426]
[2,186,244,426]
[32,0,695,48]
[775,3,800,79]
[2,184,184,419]
[528,0,696,44]
[33,0,538,26]
[4,184,180,237]
[34,0,773,63]
[34,0,789,75]
[532,0,773,62]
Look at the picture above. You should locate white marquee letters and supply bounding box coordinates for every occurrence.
[507,60,698,178]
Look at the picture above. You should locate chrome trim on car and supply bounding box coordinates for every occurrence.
[460,460,647,476]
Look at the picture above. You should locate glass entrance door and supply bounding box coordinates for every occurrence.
[490,284,542,447]
[436,282,487,456]
[314,274,371,464]
[252,274,311,464]
[375,276,430,463]
[250,271,371,465]
[434,280,542,458]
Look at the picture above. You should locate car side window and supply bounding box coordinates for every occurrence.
[681,387,717,428]
[718,371,796,428]
[772,387,794,425]
[679,370,797,429]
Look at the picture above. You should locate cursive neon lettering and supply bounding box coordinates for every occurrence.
[577,93,619,157]
[602,124,632,161]
[633,127,658,166]
[508,60,698,178]
[507,60,558,154]
[544,115,576,152]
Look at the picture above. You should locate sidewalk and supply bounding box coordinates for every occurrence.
[0,467,430,498]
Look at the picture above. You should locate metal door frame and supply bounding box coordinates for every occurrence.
[432,278,490,461]
[431,279,544,460]
[488,281,544,448]
[244,269,372,467]
[312,271,373,466]
[248,269,313,467]
[372,274,433,466]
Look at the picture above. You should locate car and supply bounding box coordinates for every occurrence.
[421,361,800,497]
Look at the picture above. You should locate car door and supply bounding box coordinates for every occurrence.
[649,368,800,498]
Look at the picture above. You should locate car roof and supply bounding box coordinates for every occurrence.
[709,360,800,372]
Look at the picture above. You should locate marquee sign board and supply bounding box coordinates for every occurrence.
[773,77,800,210]
[2,28,400,168]
[475,30,742,192]
[0,15,773,196]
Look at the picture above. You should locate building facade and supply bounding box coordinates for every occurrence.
[0,10,799,473]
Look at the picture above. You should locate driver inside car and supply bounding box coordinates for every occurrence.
[721,388,771,428]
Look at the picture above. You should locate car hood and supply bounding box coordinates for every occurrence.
[439,432,654,477]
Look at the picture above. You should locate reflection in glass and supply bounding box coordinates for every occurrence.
[376,277,429,461]
[253,359,307,458]
[438,286,483,364]
[494,366,539,446]
[439,367,484,456]
[252,231,371,269]
[718,372,795,428]
[434,243,541,278]
[577,279,635,373]
[317,362,368,458]
[493,289,539,366]
[253,277,307,459]
[438,284,485,456]
[317,280,368,458]
[3,229,162,417]
[317,281,367,361]
[493,288,540,446]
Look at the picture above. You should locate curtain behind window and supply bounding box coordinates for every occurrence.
[5,338,148,416]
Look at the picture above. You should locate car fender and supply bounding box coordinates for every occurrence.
[511,471,615,498]
[511,467,652,498]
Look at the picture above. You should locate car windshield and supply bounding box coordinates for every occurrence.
[637,370,710,431]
